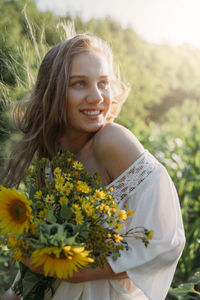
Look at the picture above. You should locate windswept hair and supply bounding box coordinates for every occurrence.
[2,34,130,187]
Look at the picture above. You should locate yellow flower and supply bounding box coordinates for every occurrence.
[67,158,72,162]
[127,209,134,217]
[117,210,127,221]
[12,248,23,261]
[38,208,49,219]
[109,187,114,192]
[114,222,123,231]
[81,202,94,217]
[114,234,123,243]
[77,181,90,193]
[75,212,84,224]
[54,168,61,176]
[73,161,84,170]
[72,204,80,212]
[147,230,154,240]
[124,203,128,208]
[55,176,65,185]
[35,190,42,199]
[95,190,106,200]
[61,182,73,196]
[31,246,94,279]
[0,186,32,234]
[7,234,18,248]
[59,196,69,205]
[44,195,55,203]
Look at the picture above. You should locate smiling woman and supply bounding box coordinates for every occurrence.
[1,33,185,300]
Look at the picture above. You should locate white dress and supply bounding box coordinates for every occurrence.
[45,150,185,300]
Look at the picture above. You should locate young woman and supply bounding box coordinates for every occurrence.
[1,34,185,300]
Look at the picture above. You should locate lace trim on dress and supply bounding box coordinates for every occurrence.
[106,150,159,202]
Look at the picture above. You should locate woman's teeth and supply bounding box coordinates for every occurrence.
[82,110,101,115]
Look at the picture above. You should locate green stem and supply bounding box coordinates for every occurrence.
[193,290,200,295]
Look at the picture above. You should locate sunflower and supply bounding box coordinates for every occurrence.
[31,246,94,279]
[0,186,32,234]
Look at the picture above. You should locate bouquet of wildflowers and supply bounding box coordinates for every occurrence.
[0,151,153,299]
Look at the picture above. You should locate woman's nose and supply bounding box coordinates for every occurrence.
[86,85,104,103]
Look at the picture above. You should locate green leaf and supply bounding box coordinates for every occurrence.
[189,271,200,284]
[60,203,72,220]
[46,209,56,223]
[169,283,195,296]
[65,232,79,245]
[112,252,121,261]
[22,270,41,298]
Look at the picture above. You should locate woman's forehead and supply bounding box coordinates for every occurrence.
[70,51,111,77]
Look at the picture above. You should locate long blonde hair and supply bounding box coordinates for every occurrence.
[2,34,129,187]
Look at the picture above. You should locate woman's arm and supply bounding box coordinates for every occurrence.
[1,289,21,300]
[65,264,128,283]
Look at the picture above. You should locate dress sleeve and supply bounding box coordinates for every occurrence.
[107,150,185,300]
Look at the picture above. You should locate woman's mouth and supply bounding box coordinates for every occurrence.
[81,110,102,116]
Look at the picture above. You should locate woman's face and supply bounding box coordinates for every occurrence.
[66,51,112,136]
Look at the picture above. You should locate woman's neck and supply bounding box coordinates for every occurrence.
[59,131,94,157]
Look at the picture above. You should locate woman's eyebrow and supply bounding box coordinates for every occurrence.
[69,75,110,80]
[69,75,87,79]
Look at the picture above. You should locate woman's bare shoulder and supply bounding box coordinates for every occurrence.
[93,122,144,180]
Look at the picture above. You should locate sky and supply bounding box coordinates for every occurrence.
[36,0,200,48]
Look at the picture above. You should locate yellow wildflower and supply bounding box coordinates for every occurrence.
[54,168,61,176]
[81,202,94,217]
[45,195,55,203]
[147,230,154,240]
[73,161,84,170]
[13,248,23,261]
[59,196,69,205]
[127,209,134,217]
[72,204,80,212]
[55,176,65,185]
[114,222,123,231]
[114,234,123,243]
[7,234,18,248]
[117,210,127,221]
[75,212,84,224]
[61,182,73,196]
[76,181,90,193]
[35,190,42,199]
[95,190,106,200]
[38,208,49,219]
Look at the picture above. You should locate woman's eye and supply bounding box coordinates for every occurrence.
[98,80,109,89]
[72,81,85,87]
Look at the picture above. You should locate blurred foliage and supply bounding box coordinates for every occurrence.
[0,0,200,298]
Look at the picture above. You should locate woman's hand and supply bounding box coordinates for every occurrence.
[1,289,21,300]
[22,256,44,275]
